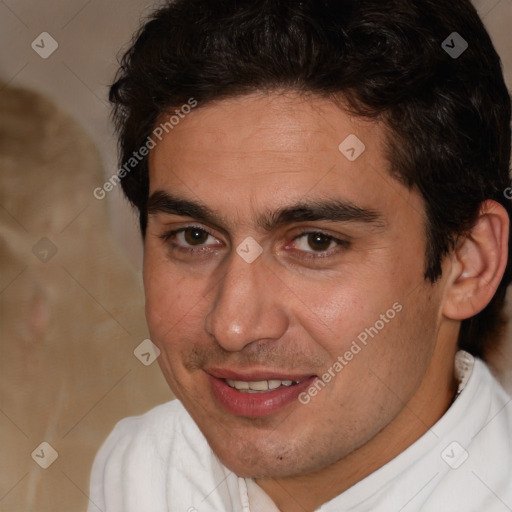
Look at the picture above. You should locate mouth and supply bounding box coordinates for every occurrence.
[205,370,317,418]
[225,378,306,392]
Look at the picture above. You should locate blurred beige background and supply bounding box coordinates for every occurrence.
[0,0,511,511]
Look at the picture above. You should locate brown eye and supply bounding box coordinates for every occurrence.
[307,233,333,251]
[290,231,347,258]
[183,228,209,245]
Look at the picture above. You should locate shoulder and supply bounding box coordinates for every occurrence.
[322,356,512,512]
[108,399,193,440]
[421,357,512,511]
[96,399,206,467]
[473,357,512,427]
[88,399,212,512]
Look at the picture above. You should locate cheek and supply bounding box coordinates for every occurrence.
[288,268,426,387]
[142,256,205,392]
[143,252,195,334]
[286,274,390,354]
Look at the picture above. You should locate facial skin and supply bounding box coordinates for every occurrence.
[144,92,508,511]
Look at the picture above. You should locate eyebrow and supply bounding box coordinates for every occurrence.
[147,190,385,231]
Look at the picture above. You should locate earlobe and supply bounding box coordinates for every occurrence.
[443,200,509,321]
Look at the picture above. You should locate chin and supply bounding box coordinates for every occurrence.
[205,431,326,479]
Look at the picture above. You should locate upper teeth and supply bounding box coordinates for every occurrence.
[226,379,296,392]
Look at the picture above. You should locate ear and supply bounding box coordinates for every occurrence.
[443,200,509,321]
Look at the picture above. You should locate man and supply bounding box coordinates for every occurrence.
[88,0,512,510]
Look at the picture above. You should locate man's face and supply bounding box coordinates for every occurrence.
[144,92,448,478]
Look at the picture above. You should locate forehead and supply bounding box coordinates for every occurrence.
[150,92,385,165]
[147,92,422,226]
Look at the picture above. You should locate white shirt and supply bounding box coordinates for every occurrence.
[88,352,512,512]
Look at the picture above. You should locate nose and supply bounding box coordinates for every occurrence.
[204,250,289,352]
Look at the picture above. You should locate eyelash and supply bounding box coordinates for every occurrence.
[158,225,221,256]
[158,226,350,259]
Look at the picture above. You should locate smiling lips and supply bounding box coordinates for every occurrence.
[226,378,302,392]
[206,371,317,418]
